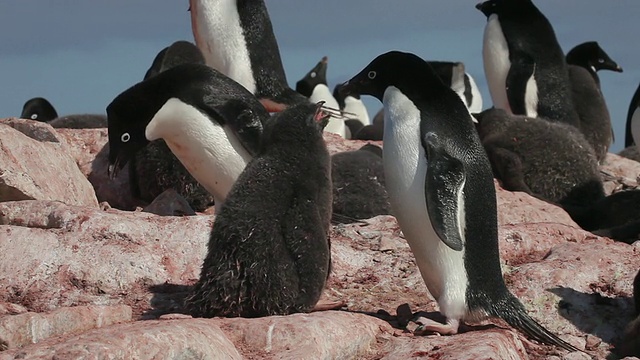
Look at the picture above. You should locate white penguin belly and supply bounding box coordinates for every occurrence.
[190,0,257,94]
[483,14,511,113]
[309,84,346,137]
[383,87,468,321]
[524,75,539,118]
[344,96,371,126]
[466,74,484,114]
[632,106,640,149]
[146,98,252,208]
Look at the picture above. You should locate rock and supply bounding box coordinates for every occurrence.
[0,125,98,207]
[0,303,27,316]
[495,180,578,227]
[0,319,242,360]
[143,189,196,217]
[0,117,60,143]
[0,200,213,314]
[0,305,132,351]
[602,153,640,195]
[324,132,382,155]
[54,128,142,210]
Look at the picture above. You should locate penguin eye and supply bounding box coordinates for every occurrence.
[121,132,131,143]
[598,58,605,63]
[368,71,377,80]
[30,114,38,120]
[310,72,317,78]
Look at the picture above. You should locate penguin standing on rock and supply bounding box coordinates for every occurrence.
[189,0,307,112]
[296,56,346,137]
[106,64,269,213]
[565,41,622,162]
[184,102,333,318]
[128,41,213,211]
[477,0,580,127]
[340,51,578,352]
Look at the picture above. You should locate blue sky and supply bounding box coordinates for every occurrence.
[0,1,637,151]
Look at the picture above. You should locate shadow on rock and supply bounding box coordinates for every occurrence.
[143,283,193,320]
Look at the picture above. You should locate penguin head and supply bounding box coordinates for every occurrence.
[296,56,330,97]
[566,41,623,73]
[475,0,532,17]
[106,100,151,179]
[333,83,361,109]
[20,97,58,122]
[261,102,329,150]
[340,51,446,102]
[472,107,514,140]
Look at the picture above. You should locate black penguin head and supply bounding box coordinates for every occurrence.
[333,83,360,109]
[340,51,446,102]
[20,97,58,122]
[144,41,205,80]
[295,56,330,97]
[566,41,623,73]
[261,102,329,150]
[475,0,532,18]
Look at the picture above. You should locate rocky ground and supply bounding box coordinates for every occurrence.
[0,117,639,359]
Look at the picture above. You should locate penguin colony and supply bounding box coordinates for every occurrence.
[11,0,640,356]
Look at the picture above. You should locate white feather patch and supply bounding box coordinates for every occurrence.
[383,86,468,321]
[146,98,252,209]
[483,14,512,113]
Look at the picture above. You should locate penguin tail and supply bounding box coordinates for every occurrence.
[489,294,581,353]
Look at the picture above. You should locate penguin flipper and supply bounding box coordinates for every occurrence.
[423,132,466,252]
[506,52,536,116]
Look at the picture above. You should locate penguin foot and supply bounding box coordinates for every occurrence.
[311,299,346,312]
[414,317,459,335]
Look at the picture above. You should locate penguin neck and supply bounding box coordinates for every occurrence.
[146,98,253,206]
[190,0,257,94]
[343,96,370,126]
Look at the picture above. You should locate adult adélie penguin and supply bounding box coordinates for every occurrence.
[477,0,580,127]
[339,50,579,352]
[106,63,269,213]
[189,0,307,112]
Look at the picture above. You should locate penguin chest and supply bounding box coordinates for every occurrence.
[344,96,370,126]
[191,0,256,94]
[146,98,252,204]
[483,14,511,113]
[466,74,484,114]
[382,87,468,319]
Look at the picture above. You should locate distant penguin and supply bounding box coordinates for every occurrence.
[354,109,384,141]
[106,64,269,213]
[477,0,580,127]
[565,41,622,162]
[341,51,578,351]
[428,61,483,113]
[184,102,332,318]
[333,83,371,128]
[20,97,58,122]
[20,97,107,129]
[296,56,346,137]
[331,144,391,222]
[130,40,213,211]
[189,0,307,112]
[143,40,205,81]
[625,82,640,148]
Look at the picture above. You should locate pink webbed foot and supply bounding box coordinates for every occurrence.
[414,316,460,335]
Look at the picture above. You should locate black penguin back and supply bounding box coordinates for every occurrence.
[184,103,332,317]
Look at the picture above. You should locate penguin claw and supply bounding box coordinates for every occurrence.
[311,299,346,312]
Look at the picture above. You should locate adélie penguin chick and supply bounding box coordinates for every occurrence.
[296,56,346,138]
[106,63,269,213]
[565,41,622,162]
[184,102,333,317]
[340,51,579,351]
[189,0,307,112]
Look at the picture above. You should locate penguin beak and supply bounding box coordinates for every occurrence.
[475,1,493,17]
[614,65,623,73]
[338,80,358,98]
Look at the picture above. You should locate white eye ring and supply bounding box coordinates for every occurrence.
[598,58,605,63]
[121,132,131,143]
[367,71,377,79]
[310,72,317,78]
[30,114,38,120]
